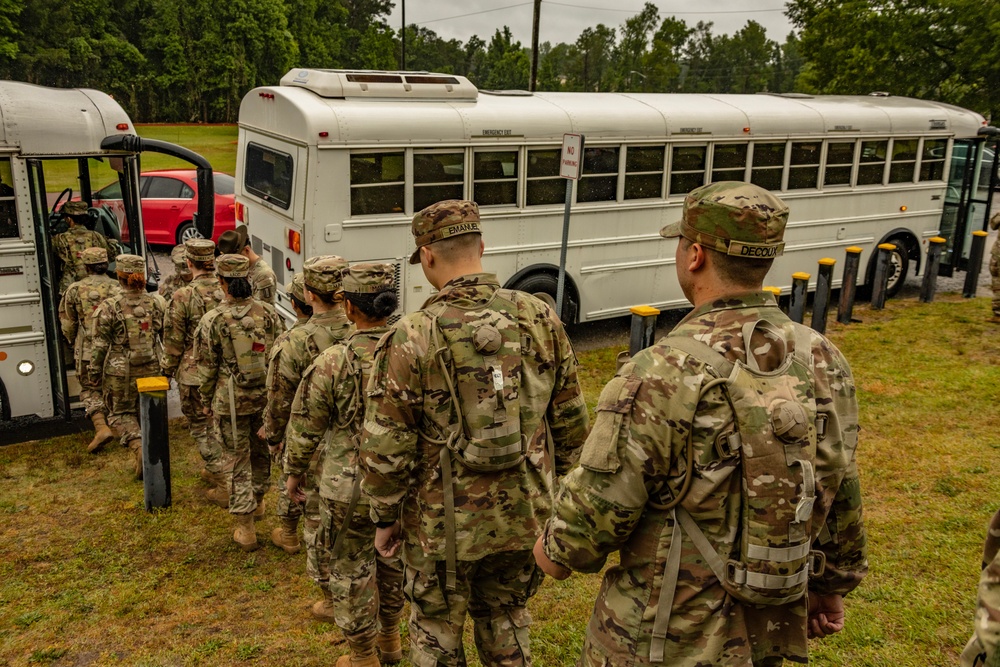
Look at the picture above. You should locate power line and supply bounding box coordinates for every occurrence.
[417,2,534,26]
[545,1,787,15]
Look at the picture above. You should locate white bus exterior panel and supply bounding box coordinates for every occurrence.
[238,87,339,146]
[793,96,983,136]
[0,82,132,155]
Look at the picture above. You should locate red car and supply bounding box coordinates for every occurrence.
[93,169,236,246]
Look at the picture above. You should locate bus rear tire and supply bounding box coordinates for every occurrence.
[510,272,579,324]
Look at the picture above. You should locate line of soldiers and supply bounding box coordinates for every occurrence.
[63,188,877,667]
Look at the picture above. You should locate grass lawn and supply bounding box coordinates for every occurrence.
[42,125,238,194]
[1,294,999,666]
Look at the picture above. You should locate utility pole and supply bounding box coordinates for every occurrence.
[529,0,541,91]
[401,0,406,70]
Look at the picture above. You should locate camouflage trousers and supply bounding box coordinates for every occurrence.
[990,252,1000,316]
[404,549,543,667]
[580,644,784,666]
[76,363,104,418]
[103,370,158,445]
[315,498,405,648]
[217,411,271,515]
[178,384,223,475]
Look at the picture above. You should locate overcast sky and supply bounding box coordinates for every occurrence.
[385,0,795,48]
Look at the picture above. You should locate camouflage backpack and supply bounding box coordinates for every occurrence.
[648,320,828,662]
[188,279,224,321]
[219,301,273,388]
[75,280,118,360]
[119,294,159,366]
[425,288,525,473]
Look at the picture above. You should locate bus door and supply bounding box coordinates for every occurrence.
[939,137,998,276]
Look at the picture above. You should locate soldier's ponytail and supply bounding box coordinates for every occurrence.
[346,288,397,320]
[224,276,252,299]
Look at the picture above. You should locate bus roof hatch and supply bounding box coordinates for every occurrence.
[279,69,479,101]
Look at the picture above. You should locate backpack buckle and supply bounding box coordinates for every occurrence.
[725,559,747,586]
[815,413,829,439]
[715,430,741,459]
[808,550,826,578]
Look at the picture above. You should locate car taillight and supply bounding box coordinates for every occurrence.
[288,229,301,254]
[235,202,247,223]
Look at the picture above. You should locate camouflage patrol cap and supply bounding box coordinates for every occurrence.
[343,262,396,294]
[62,201,89,216]
[303,255,348,294]
[660,181,788,259]
[216,253,250,278]
[170,244,189,268]
[80,246,109,265]
[286,272,306,302]
[409,199,481,264]
[216,224,250,255]
[116,254,145,275]
[184,238,216,262]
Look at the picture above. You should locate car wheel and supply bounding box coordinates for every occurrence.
[176,221,203,245]
[884,239,910,298]
[510,272,578,323]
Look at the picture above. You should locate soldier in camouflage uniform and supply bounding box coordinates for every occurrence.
[194,254,281,551]
[961,508,1000,666]
[285,273,314,328]
[58,246,122,453]
[159,244,193,301]
[217,224,278,305]
[160,239,225,487]
[360,200,589,667]
[988,213,1000,323]
[52,200,113,296]
[261,256,352,565]
[534,182,868,667]
[90,254,166,479]
[286,264,405,667]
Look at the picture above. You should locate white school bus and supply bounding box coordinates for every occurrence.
[234,69,995,324]
[0,81,215,423]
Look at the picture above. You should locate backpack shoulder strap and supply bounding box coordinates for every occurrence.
[661,334,734,379]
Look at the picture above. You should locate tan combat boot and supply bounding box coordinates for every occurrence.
[335,655,380,667]
[233,513,259,552]
[128,439,143,480]
[270,518,301,554]
[253,494,266,521]
[376,628,403,664]
[87,413,114,453]
[311,585,337,622]
[200,467,224,487]
[203,486,229,508]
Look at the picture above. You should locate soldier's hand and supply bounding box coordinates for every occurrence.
[375,522,402,558]
[807,592,845,639]
[285,473,306,504]
[268,441,284,458]
[532,533,571,580]
[257,425,267,441]
[202,407,212,417]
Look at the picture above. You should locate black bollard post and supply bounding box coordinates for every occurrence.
[870,243,896,311]
[629,305,660,357]
[811,258,836,334]
[837,247,862,324]
[920,236,946,303]
[138,376,171,511]
[963,230,989,298]
[789,272,810,324]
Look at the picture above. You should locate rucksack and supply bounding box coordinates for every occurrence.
[219,302,272,388]
[119,294,158,366]
[425,287,525,472]
[647,319,828,662]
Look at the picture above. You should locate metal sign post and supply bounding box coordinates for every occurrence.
[556,133,584,320]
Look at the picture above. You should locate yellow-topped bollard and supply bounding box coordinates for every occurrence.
[922,237,948,303]
[812,258,837,334]
[137,375,171,510]
[839,247,864,324]
[789,272,810,324]
[965,231,990,298]
[629,305,661,357]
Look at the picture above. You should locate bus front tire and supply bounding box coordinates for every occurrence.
[511,272,578,324]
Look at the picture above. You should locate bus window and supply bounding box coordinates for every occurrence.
[669,145,706,195]
[578,146,619,203]
[245,143,293,209]
[711,143,747,183]
[473,150,518,207]
[824,141,855,186]
[751,142,785,191]
[350,151,404,216]
[0,157,16,238]
[889,139,918,183]
[920,139,947,181]
[858,140,888,185]
[624,146,664,200]
[414,152,463,211]
[526,148,563,206]
[788,141,821,190]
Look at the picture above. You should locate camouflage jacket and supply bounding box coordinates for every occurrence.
[53,226,111,294]
[89,289,166,379]
[360,272,589,570]
[961,508,1000,667]
[286,326,388,503]
[541,291,866,666]
[160,273,225,385]
[248,257,277,304]
[193,296,281,416]
[159,273,189,301]
[261,307,353,444]
[58,274,121,367]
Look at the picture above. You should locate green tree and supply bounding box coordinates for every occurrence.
[646,16,692,92]
[478,27,529,90]
[571,25,615,91]
[611,2,659,90]
[401,25,465,73]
